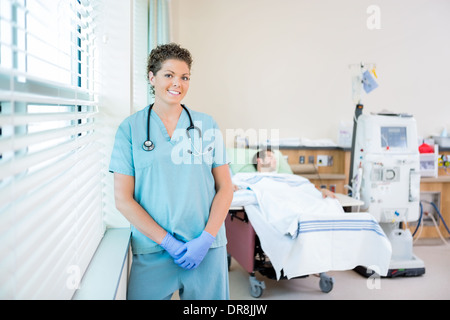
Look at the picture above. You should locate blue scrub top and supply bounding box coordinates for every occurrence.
[109,105,228,254]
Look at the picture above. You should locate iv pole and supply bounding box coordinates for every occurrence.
[348,62,376,196]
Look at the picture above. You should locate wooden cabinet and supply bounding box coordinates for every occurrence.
[280,147,349,193]
[416,176,450,239]
[415,150,450,239]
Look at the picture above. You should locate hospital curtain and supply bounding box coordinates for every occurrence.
[147,0,170,104]
[148,0,170,49]
[0,0,104,299]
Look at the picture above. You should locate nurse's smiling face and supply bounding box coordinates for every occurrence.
[149,59,190,106]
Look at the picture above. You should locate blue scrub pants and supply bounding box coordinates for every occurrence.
[127,246,229,300]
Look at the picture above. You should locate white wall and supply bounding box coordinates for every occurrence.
[170,0,450,145]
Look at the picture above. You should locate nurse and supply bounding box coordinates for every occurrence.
[109,43,233,300]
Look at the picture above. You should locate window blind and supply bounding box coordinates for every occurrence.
[0,0,104,299]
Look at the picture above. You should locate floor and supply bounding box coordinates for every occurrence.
[228,239,450,300]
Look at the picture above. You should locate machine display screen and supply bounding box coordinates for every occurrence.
[381,126,407,148]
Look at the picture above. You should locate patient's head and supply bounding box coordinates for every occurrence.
[253,148,277,172]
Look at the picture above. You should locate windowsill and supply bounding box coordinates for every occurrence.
[72,228,131,300]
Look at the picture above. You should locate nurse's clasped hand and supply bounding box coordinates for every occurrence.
[160,232,185,260]
[174,231,215,270]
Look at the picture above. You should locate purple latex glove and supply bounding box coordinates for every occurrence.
[160,233,185,260]
[174,231,215,270]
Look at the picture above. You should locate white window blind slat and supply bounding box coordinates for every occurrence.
[0,122,96,153]
[5,159,102,299]
[36,247,77,300]
[0,131,98,180]
[10,153,103,262]
[0,92,98,106]
[12,160,100,247]
[9,152,101,233]
[15,208,77,287]
[3,0,97,76]
[0,0,104,299]
[0,111,97,126]
[77,199,103,257]
[0,142,101,206]
[0,77,98,105]
[18,225,77,299]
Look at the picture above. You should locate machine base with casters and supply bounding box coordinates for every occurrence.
[354,254,425,278]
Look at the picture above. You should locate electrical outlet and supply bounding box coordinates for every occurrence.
[317,155,333,166]
[410,192,441,227]
[420,192,441,227]
[317,155,328,166]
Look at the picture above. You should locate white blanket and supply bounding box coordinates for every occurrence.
[231,173,392,279]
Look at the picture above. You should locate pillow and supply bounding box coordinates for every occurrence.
[227,148,293,174]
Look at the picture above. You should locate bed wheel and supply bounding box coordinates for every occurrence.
[319,273,334,293]
[250,285,263,298]
[249,274,265,298]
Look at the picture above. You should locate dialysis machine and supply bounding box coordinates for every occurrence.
[349,108,425,277]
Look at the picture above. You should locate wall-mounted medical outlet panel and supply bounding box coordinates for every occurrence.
[317,155,333,166]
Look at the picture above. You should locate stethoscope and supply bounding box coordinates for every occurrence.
[143,103,212,156]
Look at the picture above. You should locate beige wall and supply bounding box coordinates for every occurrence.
[170,0,450,146]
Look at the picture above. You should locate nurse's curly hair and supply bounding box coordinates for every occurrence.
[147,43,193,95]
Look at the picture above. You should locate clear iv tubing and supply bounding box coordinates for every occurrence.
[414,201,450,244]
[353,166,363,200]
[428,211,450,246]
[427,201,450,235]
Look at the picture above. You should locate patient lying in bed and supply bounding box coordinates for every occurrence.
[232,147,335,199]
[229,147,392,279]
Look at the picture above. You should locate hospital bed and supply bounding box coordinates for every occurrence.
[226,208,335,297]
[225,148,390,298]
